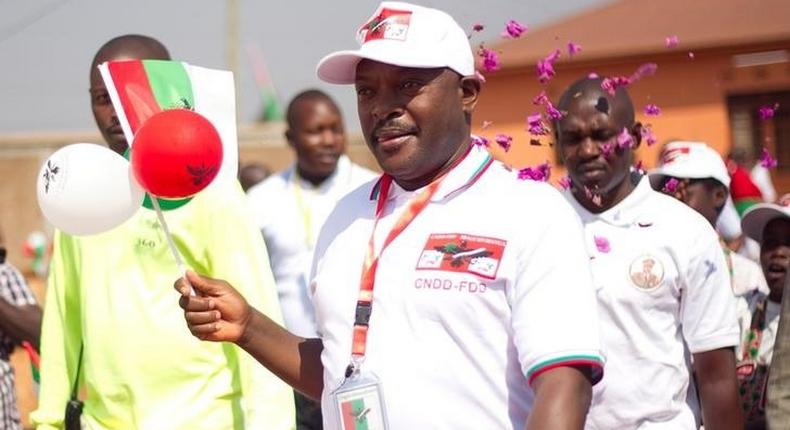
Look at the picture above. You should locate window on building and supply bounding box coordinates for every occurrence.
[728,91,790,171]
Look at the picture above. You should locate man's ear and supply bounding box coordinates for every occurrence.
[460,76,482,115]
[630,122,643,148]
[713,184,728,212]
[284,128,296,149]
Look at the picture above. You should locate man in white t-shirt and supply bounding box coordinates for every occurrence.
[650,141,768,297]
[248,90,375,339]
[554,77,742,429]
[175,2,606,429]
[247,89,375,429]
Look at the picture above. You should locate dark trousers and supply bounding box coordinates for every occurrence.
[295,390,323,430]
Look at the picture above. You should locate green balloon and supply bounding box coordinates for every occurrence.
[124,148,193,211]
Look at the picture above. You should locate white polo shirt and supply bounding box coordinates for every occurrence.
[247,155,376,337]
[311,146,604,430]
[564,177,740,430]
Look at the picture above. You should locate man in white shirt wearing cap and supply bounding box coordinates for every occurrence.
[650,141,768,298]
[554,77,742,429]
[175,2,605,429]
[247,89,375,429]
[766,195,790,430]
[739,198,790,428]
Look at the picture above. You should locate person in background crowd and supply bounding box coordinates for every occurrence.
[31,34,295,430]
[555,77,742,429]
[0,229,41,430]
[238,162,271,193]
[767,195,790,429]
[650,140,768,297]
[247,89,375,429]
[737,198,790,429]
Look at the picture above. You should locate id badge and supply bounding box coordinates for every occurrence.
[331,370,389,430]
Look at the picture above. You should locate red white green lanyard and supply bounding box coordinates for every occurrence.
[349,173,443,367]
[346,147,492,376]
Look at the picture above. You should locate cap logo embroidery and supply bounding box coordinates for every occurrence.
[357,8,412,44]
[661,146,690,165]
[628,254,665,291]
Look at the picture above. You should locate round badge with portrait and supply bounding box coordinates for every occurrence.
[628,254,665,291]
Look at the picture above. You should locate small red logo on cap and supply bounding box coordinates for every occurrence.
[358,8,412,43]
[661,146,691,164]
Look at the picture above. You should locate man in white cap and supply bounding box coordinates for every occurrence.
[766,195,790,430]
[739,198,790,428]
[175,2,605,429]
[650,141,768,297]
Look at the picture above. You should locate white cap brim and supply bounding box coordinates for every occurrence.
[742,203,790,243]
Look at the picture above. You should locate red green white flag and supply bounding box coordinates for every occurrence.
[97,59,238,182]
[341,398,370,430]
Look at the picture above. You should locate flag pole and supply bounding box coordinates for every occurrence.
[150,196,195,296]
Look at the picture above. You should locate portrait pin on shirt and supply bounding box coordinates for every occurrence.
[331,172,445,430]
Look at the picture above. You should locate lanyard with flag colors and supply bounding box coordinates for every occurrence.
[348,146,492,371]
[349,174,442,366]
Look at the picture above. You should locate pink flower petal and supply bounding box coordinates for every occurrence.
[532,91,564,120]
[527,112,549,136]
[759,103,779,120]
[478,46,500,72]
[472,135,490,147]
[630,63,658,82]
[536,49,561,84]
[568,41,582,57]
[594,236,611,253]
[688,51,695,60]
[532,90,549,106]
[760,148,778,169]
[501,19,527,39]
[665,35,679,48]
[601,141,614,158]
[588,72,599,79]
[617,127,635,149]
[644,104,661,116]
[558,175,572,190]
[495,133,513,152]
[482,120,493,129]
[662,177,679,193]
[640,124,658,146]
[601,76,630,96]
[517,161,551,182]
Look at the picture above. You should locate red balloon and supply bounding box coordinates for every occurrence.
[131,109,223,199]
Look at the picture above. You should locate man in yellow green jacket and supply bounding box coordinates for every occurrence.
[30,34,295,430]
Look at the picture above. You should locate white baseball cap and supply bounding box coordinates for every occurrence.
[316,2,475,84]
[742,200,790,243]
[649,141,731,188]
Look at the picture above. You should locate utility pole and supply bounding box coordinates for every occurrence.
[227,0,240,117]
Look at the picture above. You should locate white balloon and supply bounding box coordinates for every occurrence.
[36,143,145,236]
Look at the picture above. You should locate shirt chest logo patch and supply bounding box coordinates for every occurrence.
[416,233,506,279]
[628,254,665,291]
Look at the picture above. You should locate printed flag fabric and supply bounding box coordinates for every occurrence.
[98,59,238,183]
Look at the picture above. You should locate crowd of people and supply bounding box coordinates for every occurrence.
[0,1,786,429]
